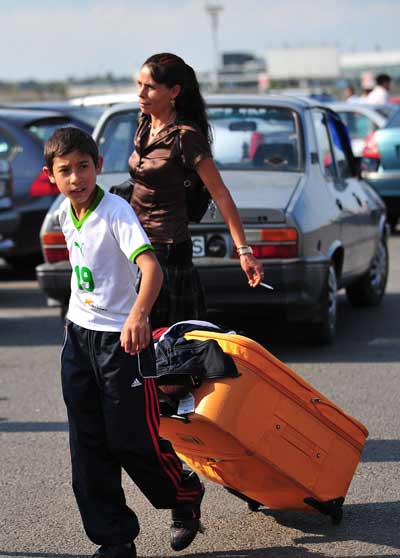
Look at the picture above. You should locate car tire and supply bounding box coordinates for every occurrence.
[346,237,388,307]
[5,253,43,272]
[307,262,337,345]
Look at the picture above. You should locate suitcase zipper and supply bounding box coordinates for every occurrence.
[185,331,367,451]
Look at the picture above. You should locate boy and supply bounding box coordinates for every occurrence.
[43,128,204,558]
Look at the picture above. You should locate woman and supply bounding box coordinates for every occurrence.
[129,52,264,329]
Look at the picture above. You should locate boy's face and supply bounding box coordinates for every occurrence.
[44,150,103,213]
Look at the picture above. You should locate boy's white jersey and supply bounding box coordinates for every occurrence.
[59,187,153,331]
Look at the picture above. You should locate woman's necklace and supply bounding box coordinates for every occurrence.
[150,114,176,138]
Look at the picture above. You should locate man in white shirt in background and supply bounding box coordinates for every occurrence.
[366,74,391,105]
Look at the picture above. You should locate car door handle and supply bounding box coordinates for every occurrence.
[352,192,362,206]
[336,199,343,210]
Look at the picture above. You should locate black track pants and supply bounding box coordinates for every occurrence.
[61,320,202,545]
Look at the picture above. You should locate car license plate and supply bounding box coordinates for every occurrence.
[192,236,205,257]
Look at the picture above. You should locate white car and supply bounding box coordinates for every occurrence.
[326,103,388,157]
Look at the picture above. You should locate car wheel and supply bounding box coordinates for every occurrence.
[5,253,43,272]
[346,238,388,307]
[307,262,337,345]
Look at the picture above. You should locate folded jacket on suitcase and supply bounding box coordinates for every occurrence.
[159,328,369,524]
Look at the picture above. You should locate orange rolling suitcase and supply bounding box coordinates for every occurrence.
[159,329,368,524]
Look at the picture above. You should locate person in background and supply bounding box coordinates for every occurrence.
[366,73,391,105]
[128,52,264,329]
[360,87,373,102]
[344,85,360,104]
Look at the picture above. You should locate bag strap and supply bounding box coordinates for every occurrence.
[173,124,198,170]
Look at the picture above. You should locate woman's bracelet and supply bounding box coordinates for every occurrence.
[236,245,253,256]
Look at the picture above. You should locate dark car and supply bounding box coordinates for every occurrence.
[36,95,389,344]
[361,108,400,231]
[0,159,19,255]
[4,101,104,129]
[0,108,95,269]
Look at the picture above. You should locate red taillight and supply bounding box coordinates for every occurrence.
[251,244,298,258]
[43,247,70,262]
[29,170,59,197]
[42,231,69,263]
[362,132,380,159]
[233,228,298,259]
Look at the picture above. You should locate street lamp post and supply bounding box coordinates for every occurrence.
[205,3,223,92]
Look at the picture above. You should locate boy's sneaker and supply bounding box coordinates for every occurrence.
[170,471,205,551]
[92,542,136,558]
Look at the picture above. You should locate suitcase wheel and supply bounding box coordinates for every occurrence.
[330,506,343,525]
[224,487,262,512]
[304,496,344,525]
[247,501,261,512]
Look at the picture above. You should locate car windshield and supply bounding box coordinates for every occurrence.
[26,118,76,143]
[68,106,104,127]
[97,105,303,174]
[209,106,302,171]
[336,110,376,139]
[98,110,140,173]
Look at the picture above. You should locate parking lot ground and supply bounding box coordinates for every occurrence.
[1,236,400,558]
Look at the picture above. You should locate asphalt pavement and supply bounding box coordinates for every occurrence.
[1,236,400,558]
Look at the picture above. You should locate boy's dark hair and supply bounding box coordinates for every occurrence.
[376,73,391,86]
[44,127,99,171]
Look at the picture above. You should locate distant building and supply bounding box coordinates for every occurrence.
[199,47,400,93]
[340,50,400,81]
[266,47,339,80]
[200,51,266,92]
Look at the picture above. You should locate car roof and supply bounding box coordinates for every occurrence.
[325,102,388,121]
[4,100,75,109]
[0,107,74,124]
[69,93,138,107]
[96,93,319,120]
[325,102,376,110]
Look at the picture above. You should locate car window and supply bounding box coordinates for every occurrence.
[208,106,302,171]
[386,109,400,128]
[312,110,335,179]
[327,115,352,180]
[26,118,74,143]
[68,107,104,128]
[97,110,139,173]
[337,111,376,139]
[0,127,17,160]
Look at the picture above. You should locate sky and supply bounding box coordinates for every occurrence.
[1,0,399,81]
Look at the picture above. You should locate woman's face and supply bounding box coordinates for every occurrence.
[137,65,179,117]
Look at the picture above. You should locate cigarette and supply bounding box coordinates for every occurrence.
[260,281,274,290]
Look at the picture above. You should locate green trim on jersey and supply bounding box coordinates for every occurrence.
[129,243,154,263]
[70,186,105,231]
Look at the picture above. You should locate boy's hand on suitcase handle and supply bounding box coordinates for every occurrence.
[120,312,150,355]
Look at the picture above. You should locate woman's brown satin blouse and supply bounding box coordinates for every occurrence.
[128,116,212,244]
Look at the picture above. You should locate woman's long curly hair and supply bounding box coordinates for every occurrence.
[142,53,212,146]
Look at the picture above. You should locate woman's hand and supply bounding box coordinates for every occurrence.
[239,253,265,287]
